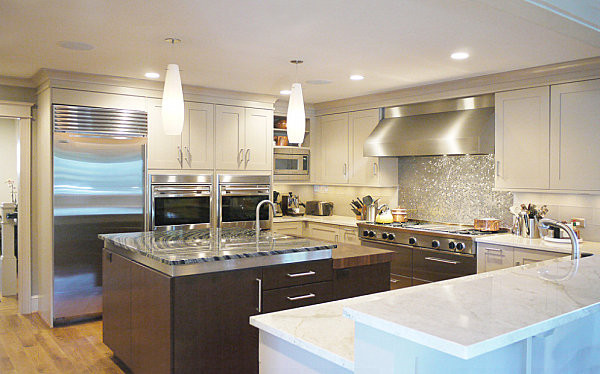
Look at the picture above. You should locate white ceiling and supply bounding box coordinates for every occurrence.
[1,0,599,103]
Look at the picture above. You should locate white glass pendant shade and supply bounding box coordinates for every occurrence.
[161,64,184,135]
[286,83,305,144]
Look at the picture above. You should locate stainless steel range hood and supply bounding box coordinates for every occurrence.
[364,94,495,157]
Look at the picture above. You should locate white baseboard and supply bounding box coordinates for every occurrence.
[30,294,39,312]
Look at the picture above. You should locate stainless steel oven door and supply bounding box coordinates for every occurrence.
[151,184,212,230]
[219,184,271,229]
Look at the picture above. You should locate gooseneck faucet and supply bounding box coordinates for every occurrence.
[256,200,276,239]
[538,218,580,260]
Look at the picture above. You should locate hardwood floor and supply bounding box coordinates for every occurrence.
[0,296,127,373]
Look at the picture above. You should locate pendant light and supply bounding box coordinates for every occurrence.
[286,60,305,145]
[162,38,184,136]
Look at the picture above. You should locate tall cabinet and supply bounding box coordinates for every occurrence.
[317,109,397,186]
[215,105,273,171]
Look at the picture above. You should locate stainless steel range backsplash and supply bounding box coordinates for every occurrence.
[397,155,513,226]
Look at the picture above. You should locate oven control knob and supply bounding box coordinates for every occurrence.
[448,241,456,250]
[382,233,388,239]
[388,233,395,240]
[432,240,440,249]
[409,237,417,245]
[368,231,376,238]
[363,230,369,237]
[456,242,465,251]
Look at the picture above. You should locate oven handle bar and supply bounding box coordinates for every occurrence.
[424,256,460,265]
[154,192,212,198]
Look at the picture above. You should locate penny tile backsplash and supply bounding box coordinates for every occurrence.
[398,155,514,226]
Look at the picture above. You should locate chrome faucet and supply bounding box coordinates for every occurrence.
[256,200,276,239]
[538,218,580,260]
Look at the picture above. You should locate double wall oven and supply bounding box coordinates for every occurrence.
[149,174,272,231]
[149,175,213,230]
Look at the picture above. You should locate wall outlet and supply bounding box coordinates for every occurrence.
[572,218,586,228]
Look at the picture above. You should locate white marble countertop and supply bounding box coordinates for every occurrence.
[476,233,600,255]
[250,293,384,371]
[344,254,600,359]
[273,215,362,228]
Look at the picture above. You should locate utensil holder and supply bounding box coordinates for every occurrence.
[521,217,540,239]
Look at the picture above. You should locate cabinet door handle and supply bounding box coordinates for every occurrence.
[238,149,244,164]
[424,256,459,265]
[287,293,316,302]
[286,270,316,278]
[256,278,262,313]
[496,160,501,177]
[177,146,183,167]
[373,162,378,176]
[184,146,192,167]
[343,163,347,176]
[245,149,251,164]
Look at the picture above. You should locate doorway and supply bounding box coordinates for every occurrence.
[0,102,33,314]
[0,117,19,301]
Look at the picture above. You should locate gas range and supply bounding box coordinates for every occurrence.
[357,221,507,256]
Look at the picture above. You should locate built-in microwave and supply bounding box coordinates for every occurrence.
[217,174,272,229]
[149,174,213,231]
[273,147,309,181]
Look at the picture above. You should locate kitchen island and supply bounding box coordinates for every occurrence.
[99,228,336,374]
[251,252,600,373]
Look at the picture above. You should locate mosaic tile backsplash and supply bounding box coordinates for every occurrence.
[397,155,514,226]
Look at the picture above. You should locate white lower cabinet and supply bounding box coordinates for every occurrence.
[477,243,515,273]
[272,220,359,244]
[477,243,566,272]
[306,222,340,242]
[271,221,303,237]
[513,247,563,266]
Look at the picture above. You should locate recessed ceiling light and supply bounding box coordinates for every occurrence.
[306,79,332,85]
[451,52,469,60]
[145,72,160,79]
[58,41,94,51]
[350,75,364,81]
[280,90,291,95]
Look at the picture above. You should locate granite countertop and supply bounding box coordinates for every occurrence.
[476,233,600,255]
[252,252,600,366]
[273,215,363,228]
[99,228,335,266]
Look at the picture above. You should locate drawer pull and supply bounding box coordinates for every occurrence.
[425,257,459,265]
[286,270,316,278]
[390,279,399,283]
[287,293,316,301]
[485,247,503,253]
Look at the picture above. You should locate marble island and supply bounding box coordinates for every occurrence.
[251,253,600,373]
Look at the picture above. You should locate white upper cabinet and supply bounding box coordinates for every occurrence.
[184,102,214,170]
[215,105,273,171]
[147,98,185,170]
[550,79,600,191]
[350,109,380,185]
[320,113,350,184]
[318,109,396,186]
[244,108,273,171]
[495,87,550,190]
[215,105,245,170]
[148,98,215,171]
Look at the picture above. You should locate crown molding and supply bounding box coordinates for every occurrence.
[314,57,600,116]
[30,69,278,108]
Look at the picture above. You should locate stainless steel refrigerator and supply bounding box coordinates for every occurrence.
[52,104,147,324]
